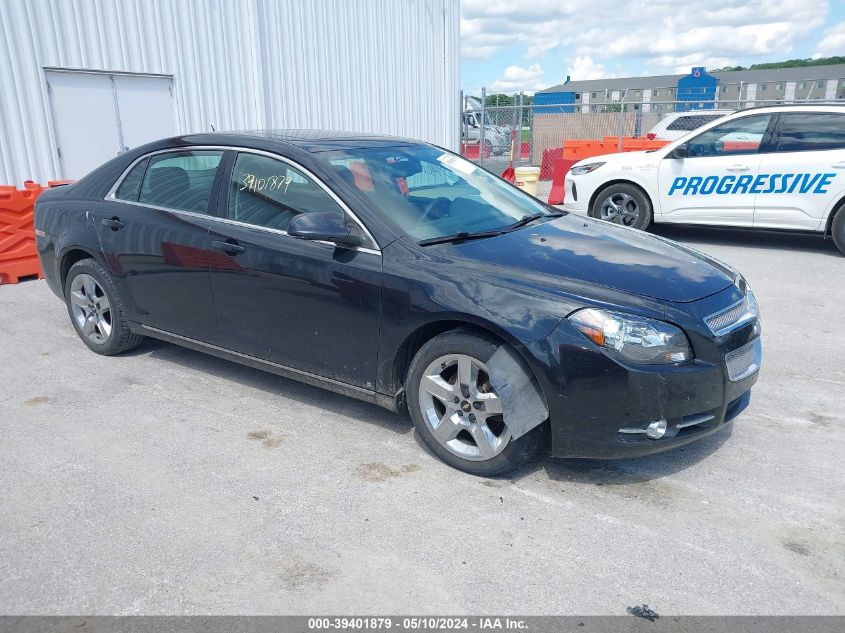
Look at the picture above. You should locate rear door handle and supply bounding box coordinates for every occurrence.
[726,164,750,172]
[211,240,245,255]
[831,162,845,169]
[101,217,125,230]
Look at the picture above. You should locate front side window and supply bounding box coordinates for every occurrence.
[228,152,345,231]
[776,113,845,152]
[138,150,223,213]
[685,114,772,157]
[318,145,555,241]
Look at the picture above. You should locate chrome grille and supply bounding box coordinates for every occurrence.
[705,298,750,335]
[725,338,760,382]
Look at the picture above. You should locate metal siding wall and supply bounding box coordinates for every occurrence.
[0,0,458,185]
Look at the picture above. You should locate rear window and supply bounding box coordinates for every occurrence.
[776,113,845,152]
[666,114,724,131]
[114,158,148,202]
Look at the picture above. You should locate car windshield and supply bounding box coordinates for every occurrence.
[317,145,554,241]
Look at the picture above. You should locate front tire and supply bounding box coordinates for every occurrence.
[590,182,653,230]
[832,207,845,256]
[406,329,545,476]
[64,258,144,356]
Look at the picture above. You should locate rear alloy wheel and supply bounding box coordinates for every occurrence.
[69,273,113,345]
[591,183,653,230]
[406,329,545,476]
[64,258,144,356]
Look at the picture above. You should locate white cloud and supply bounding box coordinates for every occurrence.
[461,0,829,77]
[489,64,550,92]
[815,21,845,57]
[566,56,607,80]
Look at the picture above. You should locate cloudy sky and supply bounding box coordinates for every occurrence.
[461,0,845,94]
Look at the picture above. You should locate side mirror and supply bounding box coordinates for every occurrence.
[671,143,689,159]
[288,212,362,246]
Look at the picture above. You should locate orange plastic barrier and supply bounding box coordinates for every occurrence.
[0,180,72,284]
[547,158,577,205]
[560,137,670,161]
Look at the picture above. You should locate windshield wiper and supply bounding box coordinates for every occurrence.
[503,211,564,232]
[417,212,565,246]
[417,229,506,246]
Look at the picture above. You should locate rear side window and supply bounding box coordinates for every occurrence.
[228,152,345,231]
[776,113,845,152]
[665,114,724,131]
[114,158,148,201]
[138,150,224,213]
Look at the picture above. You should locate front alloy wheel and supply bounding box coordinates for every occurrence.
[406,328,545,476]
[591,183,653,230]
[600,191,640,226]
[417,353,510,461]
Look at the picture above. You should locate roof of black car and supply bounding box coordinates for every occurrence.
[179,129,422,152]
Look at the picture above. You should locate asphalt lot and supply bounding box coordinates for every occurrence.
[1,226,843,615]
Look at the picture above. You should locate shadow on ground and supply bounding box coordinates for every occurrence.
[651,224,840,255]
[133,337,412,436]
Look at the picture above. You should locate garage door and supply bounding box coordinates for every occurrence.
[46,71,176,179]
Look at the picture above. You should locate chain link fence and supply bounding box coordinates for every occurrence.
[460,92,845,198]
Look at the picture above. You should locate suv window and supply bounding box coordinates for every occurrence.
[685,114,772,157]
[665,114,724,131]
[138,150,224,213]
[776,113,845,152]
[228,152,345,231]
[114,157,149,201]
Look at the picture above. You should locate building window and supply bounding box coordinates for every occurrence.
[776,83,783,90]
[799,82,806,89]
[654,90,660,97]
[575,93,581,100]
[591,92,597,98]
[760,83,767,92]
[817,80,825,88]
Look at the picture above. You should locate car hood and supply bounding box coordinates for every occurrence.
[445,215,735,303]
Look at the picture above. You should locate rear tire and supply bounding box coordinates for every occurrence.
[590,182,653,230]
[405,328,546,476]
[832,207,845,256]
[64,258,144,356]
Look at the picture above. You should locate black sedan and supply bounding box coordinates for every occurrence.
[34,131,761,476]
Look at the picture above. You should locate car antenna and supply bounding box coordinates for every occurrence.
[210,123,216,131]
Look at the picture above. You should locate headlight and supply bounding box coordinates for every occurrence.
[569,162,605,175]
[569,308,692,364]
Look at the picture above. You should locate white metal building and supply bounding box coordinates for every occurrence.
[0,0,460,185]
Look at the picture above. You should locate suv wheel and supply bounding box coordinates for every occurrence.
[832,207,845,256]
[591,183,653,230]
[64,258,144,355]
[405,329,545,476]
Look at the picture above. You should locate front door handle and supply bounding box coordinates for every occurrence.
[211,240,245,255]
[726,164,750,172]
[831,162,845,169]
[101,217,124,230]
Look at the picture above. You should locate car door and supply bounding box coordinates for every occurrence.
[207,150,382,389]
[657,113,775,226]
[96,149,225,341]
[754,111,845,231]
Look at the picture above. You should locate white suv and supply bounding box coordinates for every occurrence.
[563,104,845,255]
[646,109,733,141]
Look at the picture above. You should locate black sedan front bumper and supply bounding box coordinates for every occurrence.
[522,288,761,459]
